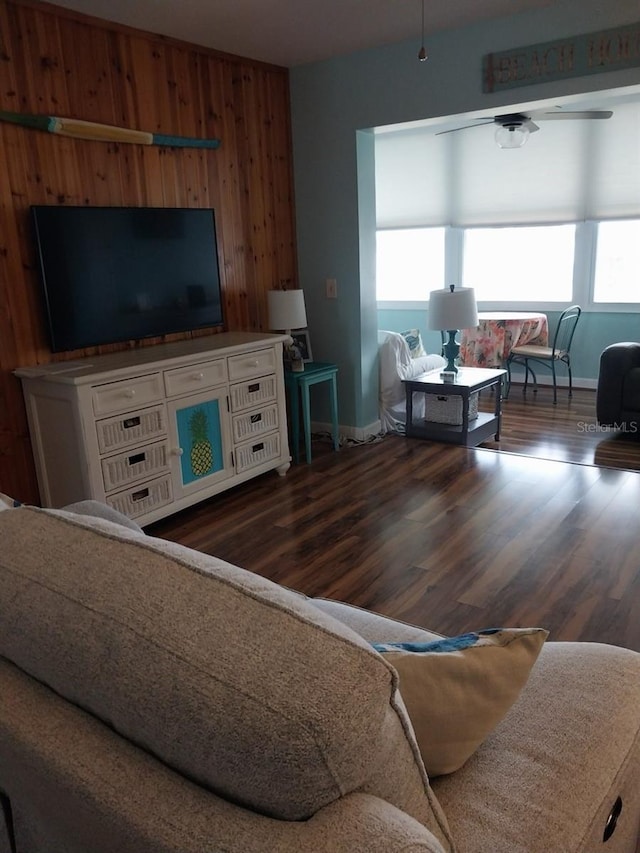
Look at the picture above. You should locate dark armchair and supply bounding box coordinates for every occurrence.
[596,343,640,432]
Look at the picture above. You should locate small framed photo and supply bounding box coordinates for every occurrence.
[290,329,313,363]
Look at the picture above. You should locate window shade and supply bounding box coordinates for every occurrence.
[375,97,640,228]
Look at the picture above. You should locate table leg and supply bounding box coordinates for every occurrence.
[329,375,339,451]
[301,383,312,464]
[461,389,470,444]
[290,383,300,464]
[494,378,503,441]
[406,388,414,436]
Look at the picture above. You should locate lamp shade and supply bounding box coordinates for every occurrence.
[267,289,307,331]
[428,286,478,331]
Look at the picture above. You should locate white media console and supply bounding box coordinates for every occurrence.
[15,332,291,526]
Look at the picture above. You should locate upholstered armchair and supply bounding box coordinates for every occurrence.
[596,343,640,432]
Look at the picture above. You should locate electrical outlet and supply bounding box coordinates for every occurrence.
[326,278,337,299]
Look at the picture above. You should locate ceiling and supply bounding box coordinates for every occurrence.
[51,0,560,68]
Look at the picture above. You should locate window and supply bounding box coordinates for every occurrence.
[462,225,575,302]
[593,219,640,304]
[375,220,640,308]
[376,228,445,302]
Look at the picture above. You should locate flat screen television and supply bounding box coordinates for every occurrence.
[31,205,224,353]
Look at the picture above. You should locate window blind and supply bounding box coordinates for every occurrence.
[375,97,640,228]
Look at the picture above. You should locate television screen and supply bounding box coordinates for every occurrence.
[31,206,224,352]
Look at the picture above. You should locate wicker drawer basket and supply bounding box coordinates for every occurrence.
[106,474,173,519]
[424,391,479,425]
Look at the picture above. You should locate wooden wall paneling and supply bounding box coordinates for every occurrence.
[230,63,255,329]
[245,65,269,332]
[210,57,251,332]
[255,66,281,331]
[0,131,38,499]
[59,18,121,124]
[113,33,147,147]
[111,34,154,205]
[268,75,297,291]
[0,0,297,502]
[56,19,126,208]
[27,5,71,114]
[265,67,298,315]
[1,131,48,358]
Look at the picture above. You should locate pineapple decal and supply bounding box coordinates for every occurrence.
[188,408,214,477]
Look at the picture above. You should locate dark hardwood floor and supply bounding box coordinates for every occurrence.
[149,386,640,653]
[481,384,640,471]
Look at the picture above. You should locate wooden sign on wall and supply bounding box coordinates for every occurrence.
[483,22,640,93]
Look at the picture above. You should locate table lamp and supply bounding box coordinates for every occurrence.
[428,284,478,375]
[267,289,308,372]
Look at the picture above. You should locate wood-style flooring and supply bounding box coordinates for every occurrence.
[480,384,640,471]
[149,386,640,652]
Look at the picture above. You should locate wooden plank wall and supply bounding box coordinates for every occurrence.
[0,0,298,502]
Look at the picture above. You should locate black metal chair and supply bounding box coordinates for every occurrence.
[506,305,581,405]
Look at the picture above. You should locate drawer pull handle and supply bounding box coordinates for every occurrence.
[122,416,141,429]
[131,487,149,502]
[252,442,265,453]
[128,452,146,466]
[192,372,205,381]
[248,382,260,393]
[124,388,136,399]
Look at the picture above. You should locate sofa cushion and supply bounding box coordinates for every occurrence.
[431,642,640,853]
[374,628,548,776]
[0,507,452,847]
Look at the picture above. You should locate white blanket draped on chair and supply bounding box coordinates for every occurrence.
[378,330,446,433]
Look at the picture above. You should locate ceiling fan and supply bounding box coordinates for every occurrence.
[436,109,613,148]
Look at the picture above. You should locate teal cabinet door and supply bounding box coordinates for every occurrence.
[167,388,233,496]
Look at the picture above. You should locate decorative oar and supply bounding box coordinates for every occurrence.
[0,109,220,149]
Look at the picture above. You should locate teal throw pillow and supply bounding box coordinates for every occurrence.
[401,329,427,359]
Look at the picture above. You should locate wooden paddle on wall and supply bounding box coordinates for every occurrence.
[0,110,221,149]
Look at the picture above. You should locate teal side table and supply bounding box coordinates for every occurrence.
[284,362,339,464]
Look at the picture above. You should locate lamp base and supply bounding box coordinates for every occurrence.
[443,330,461,373]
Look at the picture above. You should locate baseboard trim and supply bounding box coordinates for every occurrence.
[507,373,597,391]
[311,419,382,442]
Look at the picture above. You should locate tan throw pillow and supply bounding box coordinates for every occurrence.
[374,628,548,777]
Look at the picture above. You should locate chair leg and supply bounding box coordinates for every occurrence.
[505,359,512,399]
[522,360,528,395]
[568,362,573,398]
[552,361,557,405]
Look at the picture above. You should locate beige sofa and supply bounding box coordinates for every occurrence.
[0,499,639,853]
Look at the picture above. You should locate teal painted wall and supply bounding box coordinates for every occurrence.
[377,308,640,385]
[290,1,640,428]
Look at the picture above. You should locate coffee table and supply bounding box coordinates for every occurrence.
[402,367,506,447]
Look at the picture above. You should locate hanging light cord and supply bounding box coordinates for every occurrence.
[418,0,427,61]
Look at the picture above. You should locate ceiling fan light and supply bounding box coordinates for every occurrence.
[495,124,529,149]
